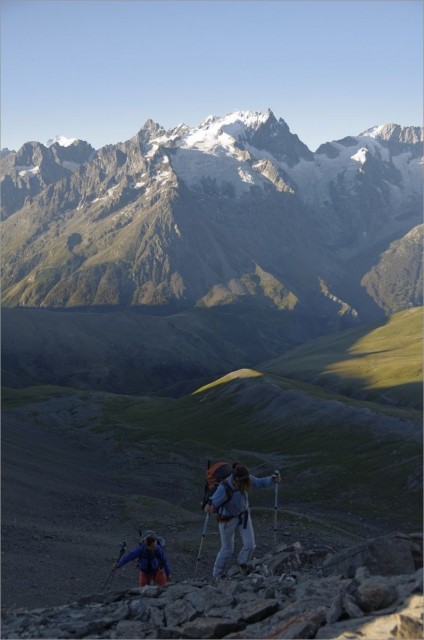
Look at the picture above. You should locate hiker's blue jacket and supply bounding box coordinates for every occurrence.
[210,474,274,517]
[117,544,170,576]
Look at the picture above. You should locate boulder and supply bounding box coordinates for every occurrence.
[322,533,420,578]
[355,577,398,612]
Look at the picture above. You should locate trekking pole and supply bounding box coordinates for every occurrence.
[273,470,280,554]
[194,512,210,577]
[194,459,211,577]
[103,540,127,591]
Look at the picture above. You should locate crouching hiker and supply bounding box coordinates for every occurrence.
[204,463,281,580]
[114,533,171,586]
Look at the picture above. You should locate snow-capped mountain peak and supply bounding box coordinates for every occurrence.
[46,135,77,148]
[165,109,312,194]
[178,110,272,152]
[199,109,272,131]
[360,124,387,139]
[360,123,424,144]
[141,109,298,160]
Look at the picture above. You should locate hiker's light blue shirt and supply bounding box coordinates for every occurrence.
[210,474,274,517]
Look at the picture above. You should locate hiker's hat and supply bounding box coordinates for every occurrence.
[139,530,165,546]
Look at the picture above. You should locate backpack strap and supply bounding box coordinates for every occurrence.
[222,479,234,501]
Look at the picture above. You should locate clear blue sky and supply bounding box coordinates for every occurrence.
[1,0,422,152]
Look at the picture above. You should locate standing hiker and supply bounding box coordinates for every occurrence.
[204,463,281,580]
[114,532,171,586]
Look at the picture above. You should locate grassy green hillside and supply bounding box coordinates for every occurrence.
[2,306,422,538]
[261,307,423,409]
[4,364,420,531]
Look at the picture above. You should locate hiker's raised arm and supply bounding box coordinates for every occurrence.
[250,472,281,489]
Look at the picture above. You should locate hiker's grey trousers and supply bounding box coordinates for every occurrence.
[213,514,255,578]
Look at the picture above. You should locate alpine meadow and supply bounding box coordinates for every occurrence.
[1,107,423,639]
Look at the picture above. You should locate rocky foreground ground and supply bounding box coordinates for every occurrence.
[1,532,423,639]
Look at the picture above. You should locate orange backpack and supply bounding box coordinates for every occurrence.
[201,461,234,509]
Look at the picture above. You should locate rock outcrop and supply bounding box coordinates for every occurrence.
[2,534,422,639]
[322,532,423,578]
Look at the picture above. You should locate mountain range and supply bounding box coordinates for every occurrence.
[1,110,422,322]
[2,111,422,624]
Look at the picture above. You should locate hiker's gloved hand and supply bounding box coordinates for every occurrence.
[271,471,281,483]
[204,503,215,514]
[113,562,120,569]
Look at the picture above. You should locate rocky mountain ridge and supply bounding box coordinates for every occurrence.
[1,110,422,318]
[1,139,95,217]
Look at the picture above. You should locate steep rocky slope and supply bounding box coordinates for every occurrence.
[361,224,423,314]
[2,370,421,612]
[2,535,422,639]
